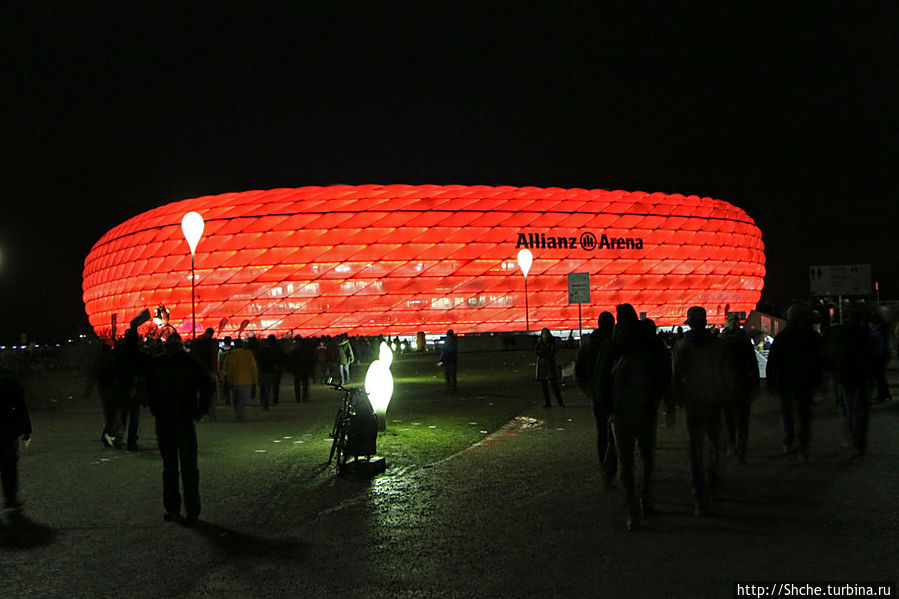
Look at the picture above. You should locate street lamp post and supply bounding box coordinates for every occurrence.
[517,248,533,334]
[180,211,205,340]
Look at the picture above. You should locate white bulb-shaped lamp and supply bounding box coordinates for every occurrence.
[517,248,533,334]
[517,248,533,278]
[365,341,394,431]
[181,211,205,339]
[181,211,205,257]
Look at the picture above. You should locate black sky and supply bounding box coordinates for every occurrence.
[2,2,897,343]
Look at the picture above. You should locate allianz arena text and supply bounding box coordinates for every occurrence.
[82,184,765,338]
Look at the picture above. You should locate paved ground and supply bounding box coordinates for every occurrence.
[2,353,897,598]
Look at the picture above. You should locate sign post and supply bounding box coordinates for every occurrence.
[567,272,591,343]
[810,265,871,325]
[809,264,871,297]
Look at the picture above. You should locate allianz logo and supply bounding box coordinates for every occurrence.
[515,231,644,251]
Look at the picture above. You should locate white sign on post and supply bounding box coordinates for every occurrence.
[809,264,871,297]
[568,272,590,304]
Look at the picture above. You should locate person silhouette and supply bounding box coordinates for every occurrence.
[145,333,214,524]
[0,368,32,511]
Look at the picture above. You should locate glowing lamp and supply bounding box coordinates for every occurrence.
[180,211,205,256]
[517,248,534,333]
[180,211,204,339]
[365,341,394,431]
[517,248,533,278]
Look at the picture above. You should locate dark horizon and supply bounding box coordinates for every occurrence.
[2,3,897,343]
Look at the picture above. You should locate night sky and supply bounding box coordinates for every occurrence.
[2,2,897,343]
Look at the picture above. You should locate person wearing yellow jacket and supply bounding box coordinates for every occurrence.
[220,338,258,421]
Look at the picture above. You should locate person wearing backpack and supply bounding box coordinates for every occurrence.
[596,305,669,530]
[672,306,732,516]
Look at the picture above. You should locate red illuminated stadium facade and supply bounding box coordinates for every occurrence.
[82,184,766,338]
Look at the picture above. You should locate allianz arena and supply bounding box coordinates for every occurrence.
[82,184,766,338]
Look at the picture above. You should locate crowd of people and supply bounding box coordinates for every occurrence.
[73,328,393,523]
[0,304,892,530]
[568,302,891,531]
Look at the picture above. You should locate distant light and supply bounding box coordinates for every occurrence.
[517,248,533,278]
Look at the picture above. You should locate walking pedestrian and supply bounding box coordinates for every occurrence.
[440,330,458,394]
[289,335,313,402]
[828,308,875,456]
[253,336,278,410]
[145,333,214,525]
[0,369,31,511]
[535,328,564,408]
[766,304,824,461]
[217,336,233,406]
[672,306,731,516]
[869,313,892,402]
[112,329,143,451]
[221,338,258,420]
[580,312,617,485]
[267,334,285,405]
[84,340,119,446]
[314,340,330,384]
[577,312,614,397]
[721,313,761,463]
[337,334,354,385]
[596,305,669,530]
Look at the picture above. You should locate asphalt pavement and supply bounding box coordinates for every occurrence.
[2,356,897,599]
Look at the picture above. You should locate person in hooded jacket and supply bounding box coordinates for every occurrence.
[596,305,670,530]
[672,306,731,516]
[145,333,214,525]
